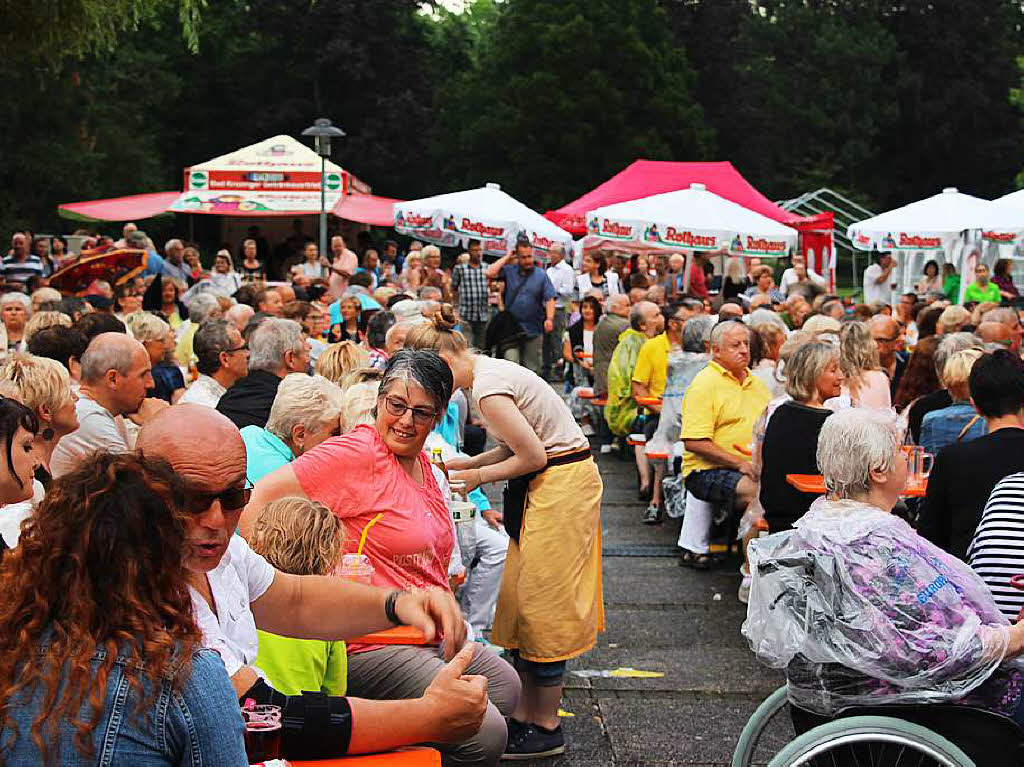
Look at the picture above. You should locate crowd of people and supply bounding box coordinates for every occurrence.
[9,216,1024,761]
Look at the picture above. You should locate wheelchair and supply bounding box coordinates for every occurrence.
[732,684,1024,766]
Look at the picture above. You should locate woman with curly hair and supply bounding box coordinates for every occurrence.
[0,451,246,764]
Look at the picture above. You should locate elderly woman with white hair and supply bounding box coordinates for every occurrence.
[240,373,344,483]
[744,407,1024,724]
[0,292,32,355]
[128,312,185,403]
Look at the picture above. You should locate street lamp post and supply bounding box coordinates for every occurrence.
[301,118,345,266]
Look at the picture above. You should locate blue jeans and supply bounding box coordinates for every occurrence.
[5,646,245,765]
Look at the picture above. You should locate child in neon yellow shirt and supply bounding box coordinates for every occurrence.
[250,497,347,695]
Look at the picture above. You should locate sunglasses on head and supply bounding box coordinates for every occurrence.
[184,479,253,514]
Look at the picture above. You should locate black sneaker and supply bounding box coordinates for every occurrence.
[501,723,565,760]
[505,717,530,750]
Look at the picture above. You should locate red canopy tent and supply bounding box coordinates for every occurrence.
[546,160,802,232]
[545,159,834,288]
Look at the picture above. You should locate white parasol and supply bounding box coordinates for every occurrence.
[581,183,797,258]
[394,183,573,258]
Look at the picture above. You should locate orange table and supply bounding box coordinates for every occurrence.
[575,351,593,360]
[635,396,662,410]
[290,746,441,766]
[576,387,595,399]
[786,474,928,498]
[733,443,752,457]
[350,625,433,646]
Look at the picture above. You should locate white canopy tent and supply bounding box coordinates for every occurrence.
[582,183,798,292]
[394,183,573,258]
[847,187,1024,302]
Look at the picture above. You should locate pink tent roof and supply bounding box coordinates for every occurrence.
[58,191,181,222]
[545,160,800,235]
[332,193,401,226]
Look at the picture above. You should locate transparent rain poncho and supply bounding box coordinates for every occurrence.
[742,496,1024,716]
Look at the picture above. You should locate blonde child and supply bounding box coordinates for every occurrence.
[250,497,348,695]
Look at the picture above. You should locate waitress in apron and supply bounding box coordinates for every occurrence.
[405,305,603,760]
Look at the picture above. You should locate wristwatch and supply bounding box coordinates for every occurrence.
[384,590,407,626]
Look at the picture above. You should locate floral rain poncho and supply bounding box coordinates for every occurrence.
[743,496,1023,716]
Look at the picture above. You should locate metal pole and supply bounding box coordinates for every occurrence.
[319,154,327,262]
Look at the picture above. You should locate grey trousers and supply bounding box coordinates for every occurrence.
[461,319,489,352]
[501,334,544,376]
[345,644,521,767]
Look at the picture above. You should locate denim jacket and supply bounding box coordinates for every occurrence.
[2,646,246,765]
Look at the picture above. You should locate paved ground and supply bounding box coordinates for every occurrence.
[489,443,785,766]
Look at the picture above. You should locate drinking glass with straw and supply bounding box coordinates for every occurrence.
[338,513,382,584]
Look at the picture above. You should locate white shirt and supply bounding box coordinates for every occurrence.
[209,271,242,295]
[190,535,276,678]
[179,374,227,408]
[546,261,576,307]
[778,267,826,296]
[51,396,132,479]
[576,271,621,297]
[863,263,893,307]
[0,480,43,548]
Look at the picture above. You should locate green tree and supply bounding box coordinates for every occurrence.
[1,0,203,64]
[432,0,714,211]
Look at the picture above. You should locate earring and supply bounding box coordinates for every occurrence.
[41,428,54,441]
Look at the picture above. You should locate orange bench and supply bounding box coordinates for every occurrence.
[635,396,662,410]
[576,387,595,399]
[786,473,927,498]
[350,625,433,645]
[291,746,441,766]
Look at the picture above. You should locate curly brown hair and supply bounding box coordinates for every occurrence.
[0,452,200,763]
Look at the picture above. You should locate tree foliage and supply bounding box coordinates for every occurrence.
[3,0,1024,236]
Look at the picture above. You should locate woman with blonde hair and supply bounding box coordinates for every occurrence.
[751,322,787,398]
[23,311,71,345]
[920,348,987,453]
[251,497,348,695]
[404,304,601,759]
[399,250,423,293]
[315,340,369,387]
[834,320,890,409]
[127,312,185,403]
[0,353,78,487]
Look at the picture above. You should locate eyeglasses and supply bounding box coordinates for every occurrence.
[873,335,900,344]
[382,395,438,426]
[224,343,248,354]
[184,479,254,514]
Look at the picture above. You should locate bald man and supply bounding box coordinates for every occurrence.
[977,321,1013,349]
[869,314,908,396]
[137,405,487,760]
[51,332,167,478]
[982,307,1023,354]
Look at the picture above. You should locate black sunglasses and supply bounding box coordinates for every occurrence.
[184,479,254,514]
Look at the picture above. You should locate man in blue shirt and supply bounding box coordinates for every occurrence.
[486,237,556,375]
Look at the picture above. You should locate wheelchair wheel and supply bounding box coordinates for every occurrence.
[732,685,792,767]
[767,715,976,766]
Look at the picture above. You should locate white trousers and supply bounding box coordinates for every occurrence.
[678,492,713,554]
[460,515,510,635]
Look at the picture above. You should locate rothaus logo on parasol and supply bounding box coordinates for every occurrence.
[445,216,505,238]
[595,220,633,239]
[397,212,434,230]
[660,227,716,249]
[983,231,1017,243]
[897,233,942,249]
[740,236,789,255]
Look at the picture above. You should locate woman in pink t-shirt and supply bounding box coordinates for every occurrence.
[244,350,519,766]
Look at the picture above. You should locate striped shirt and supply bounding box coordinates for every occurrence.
[967,472,1024,620]
[0,254,44,284]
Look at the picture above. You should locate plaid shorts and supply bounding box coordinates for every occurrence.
[685,468,742,509]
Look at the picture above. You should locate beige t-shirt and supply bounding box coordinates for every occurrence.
[471,357,589,456]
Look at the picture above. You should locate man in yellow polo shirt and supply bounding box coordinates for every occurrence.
[632,301,690,523]
[679,320,770,564]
